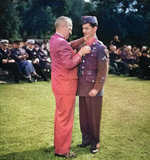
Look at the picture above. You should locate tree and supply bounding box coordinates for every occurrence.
[91,0,150,47]
[0,0,22,40]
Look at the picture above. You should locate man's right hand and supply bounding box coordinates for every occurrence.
[79,46,91,56]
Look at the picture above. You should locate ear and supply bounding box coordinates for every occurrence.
[94,26,97,32]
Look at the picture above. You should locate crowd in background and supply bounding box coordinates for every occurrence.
[0,39,51,83]
[1,35,150,84]
[108,35,150,79]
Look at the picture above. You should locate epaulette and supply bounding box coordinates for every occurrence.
[98,40,106,47]
[98,40,109,58]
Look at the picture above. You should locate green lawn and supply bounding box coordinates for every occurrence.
[0,74,150,160]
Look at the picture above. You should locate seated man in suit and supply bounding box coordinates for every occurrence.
[11,40,40,83]
[0,39,20,83]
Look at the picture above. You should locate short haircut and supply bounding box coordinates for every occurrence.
[89,22,98,28]
[55,16,72,29]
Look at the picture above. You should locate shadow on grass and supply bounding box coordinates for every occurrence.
[0,145,91,160]
[0,146,54,160]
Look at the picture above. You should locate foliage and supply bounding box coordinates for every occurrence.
[0,0,150,47]
[91,0,150,46]
[0,0,22,40]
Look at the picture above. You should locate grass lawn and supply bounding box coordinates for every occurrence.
[0,74,150,160]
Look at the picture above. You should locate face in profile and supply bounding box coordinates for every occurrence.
[63,22,72,40]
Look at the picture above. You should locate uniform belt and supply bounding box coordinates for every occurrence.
[79,69,97,76]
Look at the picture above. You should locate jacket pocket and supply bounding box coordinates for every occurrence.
[85,74,97,82]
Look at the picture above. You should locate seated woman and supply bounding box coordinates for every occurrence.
[109,45,125,75]
[120,45,138,76]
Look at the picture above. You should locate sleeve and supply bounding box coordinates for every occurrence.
[70,37,85,50]
[93,46,109,91]
[58,40,82,70]
[11,49,20,62]
[0,52,3,65]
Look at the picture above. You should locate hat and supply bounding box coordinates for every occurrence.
[27,39,35,45]
[0,39,9,45]
[81,16,98,26]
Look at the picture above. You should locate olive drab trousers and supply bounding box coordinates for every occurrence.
[79,96,103,148]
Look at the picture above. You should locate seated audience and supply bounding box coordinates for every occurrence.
[0,39,20,83]
[138,49,150,79]
[109,45,125,75]
[26,39,48,81]
[37,42,51,70]
[11,40,40,83]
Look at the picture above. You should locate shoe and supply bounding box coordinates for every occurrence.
[55,151,77,158]
[21,74,29,80]
[28,79,34,83]
[32,74,41,79]
[33,77,37,82]
[90,143,100,154]
[15,81,20,84]
[44,79,49,82]
[77,143,90,148]
[90,147,98,154]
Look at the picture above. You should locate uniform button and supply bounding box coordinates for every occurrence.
[83,60,85,62]
[82,66,84,68]
[91,55,93,56]
[93,43,95,45]
[92,80,94,82]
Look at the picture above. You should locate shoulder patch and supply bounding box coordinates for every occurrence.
[104,48,109,58]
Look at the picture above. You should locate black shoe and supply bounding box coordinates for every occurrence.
[28,79,34,83]
[33,77,37,82]
[55,151,77,158]
[90,147,98,154]
[32,74,41,79]
[21,74,29,80]
[44,79,49,82]
[77,143,90,148]
[15,81,20,84]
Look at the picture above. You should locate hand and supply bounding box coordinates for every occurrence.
[88,89,98,97]
[79,46,91,56]
[19,55,22,59]
[9,59,15,63]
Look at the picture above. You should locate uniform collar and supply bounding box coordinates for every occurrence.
[85,37,97,46]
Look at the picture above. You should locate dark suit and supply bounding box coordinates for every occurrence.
[11,48,35,78]
[0,47,20,83]
[77,38,109,149]
[26,48,48,81]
